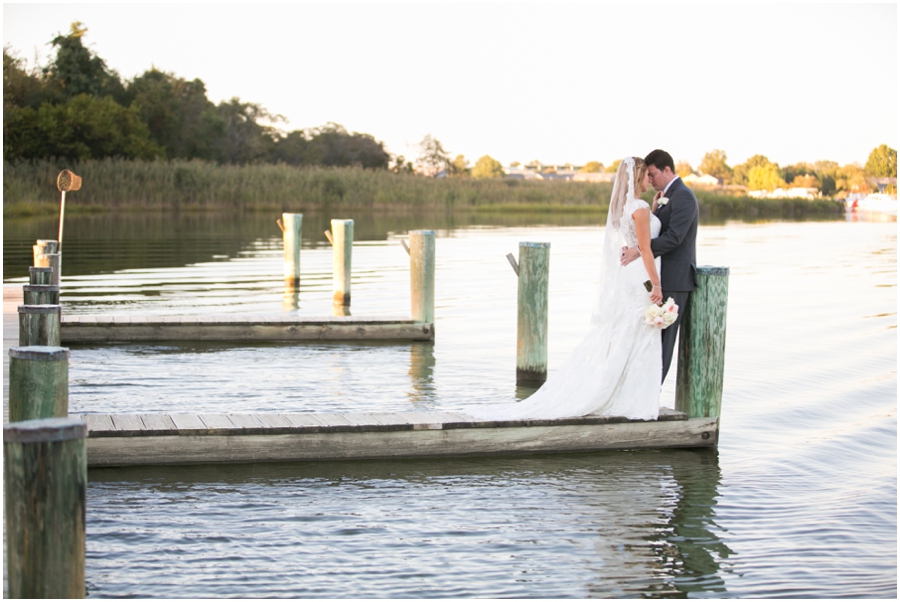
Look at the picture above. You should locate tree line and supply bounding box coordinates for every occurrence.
[3,22,392,168]
[686,146,896,196]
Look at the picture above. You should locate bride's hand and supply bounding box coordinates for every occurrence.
[649,285,663,305]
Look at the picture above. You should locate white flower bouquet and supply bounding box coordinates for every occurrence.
[645,297,679,329]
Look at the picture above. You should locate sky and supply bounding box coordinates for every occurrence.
[3,3,897,169]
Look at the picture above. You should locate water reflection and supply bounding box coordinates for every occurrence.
[85,449,728,598]
[407,341,435,403]
[281,285,300,311]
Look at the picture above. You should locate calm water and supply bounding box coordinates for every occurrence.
[3,212,896,598]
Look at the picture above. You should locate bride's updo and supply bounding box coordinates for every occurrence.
[632,157,647,193]
[609,156,648,228]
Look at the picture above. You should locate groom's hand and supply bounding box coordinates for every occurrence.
[620,246,640,266]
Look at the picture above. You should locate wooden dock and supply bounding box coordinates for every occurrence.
[61,314,434,343]
[4,283,720,468]
[71,409,715,467]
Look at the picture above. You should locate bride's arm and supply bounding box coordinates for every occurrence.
[633,208,663,304]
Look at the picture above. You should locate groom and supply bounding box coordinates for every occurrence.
[621,149,699,383]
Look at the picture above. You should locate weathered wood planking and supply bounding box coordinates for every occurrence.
[60,315,434,342]
[70,409,715,467]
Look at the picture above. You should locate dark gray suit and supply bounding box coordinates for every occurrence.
[650,177,699,382]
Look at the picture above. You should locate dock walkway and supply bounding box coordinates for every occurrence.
[4,283,718,468]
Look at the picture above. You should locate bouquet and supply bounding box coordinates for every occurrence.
[645,298,679,329]
[643,281,678,329]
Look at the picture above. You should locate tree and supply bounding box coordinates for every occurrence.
[449,154,470,177]
[390,154,414,174]
[781,162,816,184]
[698,150,732,182]
[675,161,694,177]
[128,69,217,160]
[732,154,776,186]
[44,22,126,104]
[747,163,785,191]
[472,155,504,179]
[835,164,870,195]
[865,144,898,178]
[6,93,162,161]
[509,160,521,167]
[579,161,603,173]
[416,134,450,176]
[791,174,820,188]
[605,159,621,173]
[300,122,390,169]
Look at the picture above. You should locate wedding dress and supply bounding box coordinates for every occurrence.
[466,160,662,421]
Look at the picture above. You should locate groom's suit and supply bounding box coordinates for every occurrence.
[650,177,699,382]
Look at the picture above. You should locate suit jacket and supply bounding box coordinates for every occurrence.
[650,178,698,292]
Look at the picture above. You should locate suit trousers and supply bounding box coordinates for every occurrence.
[661,290,691,384]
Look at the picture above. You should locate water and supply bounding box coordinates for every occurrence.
[4,212,896,597]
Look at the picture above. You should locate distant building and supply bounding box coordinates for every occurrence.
[573,172,616,183]
[749,187,820,200]
[683,173,722,187]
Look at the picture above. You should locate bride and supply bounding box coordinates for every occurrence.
[467,156,663,421]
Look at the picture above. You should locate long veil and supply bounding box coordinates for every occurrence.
[464,158,648,421]
[592,158,635,326]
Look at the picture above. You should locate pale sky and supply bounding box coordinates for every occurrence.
[4,3,897,168]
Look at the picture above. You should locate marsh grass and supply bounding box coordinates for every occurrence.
[4,159,844,219]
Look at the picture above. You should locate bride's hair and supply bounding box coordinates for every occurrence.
[609,157,647,228]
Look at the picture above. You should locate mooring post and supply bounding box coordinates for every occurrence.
[29,265,54,286]
[23,284,60,305]
[516,242,550,385]
[33,239,58,267]
[675,266,729,420]
[18,304,62,346]
[8,346,69,422]
[4,417,87,598]
[36,251,62,286]
[331,219,354,308]
[280,213,302,289]
[409,230,435,324]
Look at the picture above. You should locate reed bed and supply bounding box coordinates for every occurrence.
[4,159,845,219]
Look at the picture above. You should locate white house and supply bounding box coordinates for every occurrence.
[683,173,721,187]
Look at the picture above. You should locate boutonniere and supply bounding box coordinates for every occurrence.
[657,196,670,207]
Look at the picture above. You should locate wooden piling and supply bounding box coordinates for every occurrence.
[331,219,354,307]
[24,284,60,305]
[29,266,54,285]
[675,266,729,421]
[18,304,62,346]
[281,213,302,289]
[33,239,58,266]
[409,230,435,324]
[4,417,87,598]
[36,251,62,286]
[516,242,550,385]
[8,346,70,422]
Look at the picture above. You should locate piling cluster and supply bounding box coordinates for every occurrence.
[277,213,436,323]
[5,258,86,598]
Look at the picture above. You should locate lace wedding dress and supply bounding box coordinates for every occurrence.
[466,192,662,421]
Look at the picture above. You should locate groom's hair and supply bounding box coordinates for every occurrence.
[644,149,675,174]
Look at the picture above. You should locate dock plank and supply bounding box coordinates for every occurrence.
[111,414,145,434]
[139,414,178,435]
[170,414,208,434]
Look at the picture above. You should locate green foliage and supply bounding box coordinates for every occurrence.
[449,154,470,177]
[472,155,504,179]
[579,161,603,173]
[6,94,163,161]
[747,163,785,191]
[698,150,732,181]
[675,161,694,177]
[300,123,390,169]
[44,22,126,104]
[732,154,776,186]
[3,159,846,220]
[605,159,621,173]
[865,144,897,178]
